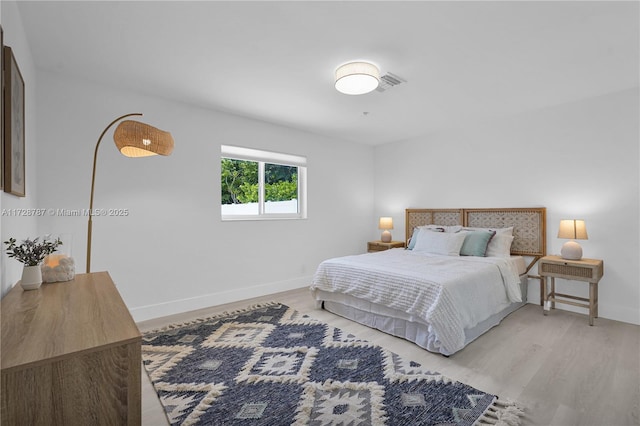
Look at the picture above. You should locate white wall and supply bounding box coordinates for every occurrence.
[0,1,39,296]
[5,2,637,328]
[374,89,639,325]
[34,71,374,321]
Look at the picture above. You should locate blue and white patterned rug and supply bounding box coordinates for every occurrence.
[142,302,523,425]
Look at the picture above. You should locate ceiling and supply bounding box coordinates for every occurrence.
[16,1,639,146]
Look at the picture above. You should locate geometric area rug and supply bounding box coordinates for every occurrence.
[142,302,524,425]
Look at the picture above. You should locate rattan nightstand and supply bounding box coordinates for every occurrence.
[367,241,405,252]
[539,255,604,325]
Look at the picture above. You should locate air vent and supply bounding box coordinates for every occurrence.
[375,72,407,92]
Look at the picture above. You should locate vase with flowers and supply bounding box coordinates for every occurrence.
[4,236,62,290]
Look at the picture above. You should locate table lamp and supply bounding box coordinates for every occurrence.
[379,217,393,243]
[557,219,588,260]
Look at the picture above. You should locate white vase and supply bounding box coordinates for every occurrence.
[21,265,43,290]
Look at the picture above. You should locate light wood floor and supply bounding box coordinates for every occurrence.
[137,288,640,426]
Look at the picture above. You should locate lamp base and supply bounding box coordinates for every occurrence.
[561,240,583,260]
[381,230,392,243]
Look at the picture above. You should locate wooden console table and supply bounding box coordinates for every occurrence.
[1,272,141,425]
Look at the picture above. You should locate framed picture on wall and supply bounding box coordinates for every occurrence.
[3,45,25,197]
[1,26,4,190]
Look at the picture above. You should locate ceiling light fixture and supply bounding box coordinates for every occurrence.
[335,61,380,95]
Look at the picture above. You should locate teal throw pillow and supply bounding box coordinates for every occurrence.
[460,230,496,256]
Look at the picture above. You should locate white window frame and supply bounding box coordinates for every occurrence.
[221,145,307,221]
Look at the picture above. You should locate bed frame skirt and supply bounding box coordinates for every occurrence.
[315,275,528,355]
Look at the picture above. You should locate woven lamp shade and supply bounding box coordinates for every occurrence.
[114,120,174,158]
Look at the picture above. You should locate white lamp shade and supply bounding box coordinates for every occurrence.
[335,62,380,95]
[378,217,393,230]
[558,219,588,240]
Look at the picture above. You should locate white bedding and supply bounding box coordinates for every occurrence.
[310,249,522,355]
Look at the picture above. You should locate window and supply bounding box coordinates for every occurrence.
[221,145,307,220]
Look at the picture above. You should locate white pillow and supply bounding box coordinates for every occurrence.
[413,231,467,256]
[418,224,463,233]
[485,233,514,257]
[463,226,513,236]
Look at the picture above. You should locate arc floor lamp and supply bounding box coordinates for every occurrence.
[87,113,174,273]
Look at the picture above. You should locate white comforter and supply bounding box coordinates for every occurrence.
[310,249,521,355]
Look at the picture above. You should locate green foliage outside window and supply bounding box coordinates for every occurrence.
[221,158,257,204]
[221,158,297,204]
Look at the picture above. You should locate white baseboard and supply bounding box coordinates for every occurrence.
[130,275,312,322]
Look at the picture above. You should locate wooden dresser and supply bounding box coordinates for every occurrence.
[1,272,141,425]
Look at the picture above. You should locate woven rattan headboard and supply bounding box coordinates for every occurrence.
[405,207,546,271]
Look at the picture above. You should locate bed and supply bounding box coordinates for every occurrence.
[310,208,546,356]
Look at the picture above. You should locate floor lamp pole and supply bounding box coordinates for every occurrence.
[86,113,142,273]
